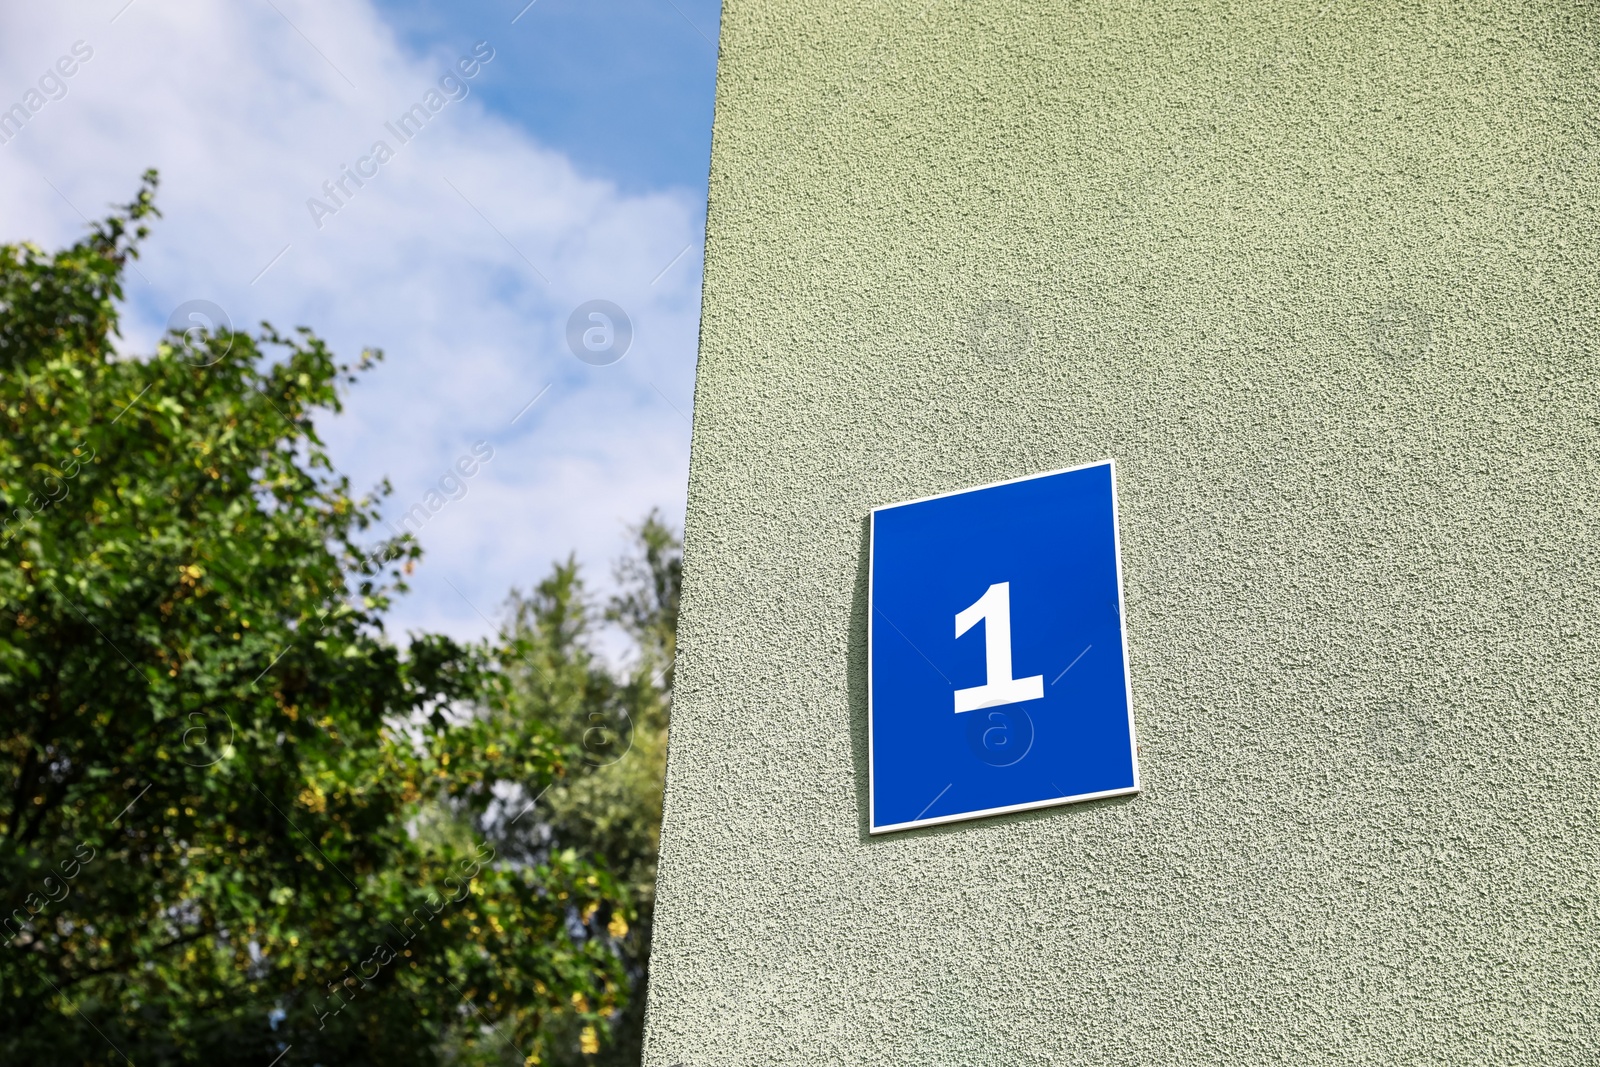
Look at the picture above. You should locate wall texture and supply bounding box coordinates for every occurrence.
[644,1,1598,1063]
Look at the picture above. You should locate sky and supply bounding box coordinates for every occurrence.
[0,0,721,650]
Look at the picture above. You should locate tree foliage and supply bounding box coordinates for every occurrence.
[492,513,680,1066]
[0,173,669,1065]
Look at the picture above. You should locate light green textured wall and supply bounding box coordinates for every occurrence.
[644,1,1598,1063]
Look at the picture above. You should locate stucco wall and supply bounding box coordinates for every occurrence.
[644,1,1598,1063]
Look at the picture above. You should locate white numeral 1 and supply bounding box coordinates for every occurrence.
[953,582,1044,714]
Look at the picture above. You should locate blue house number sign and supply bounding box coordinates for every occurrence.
[868,459,1139,833]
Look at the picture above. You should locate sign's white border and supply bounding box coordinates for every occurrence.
[867,457,1141,834]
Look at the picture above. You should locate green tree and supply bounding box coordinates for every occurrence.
[495,512,680,1066]
[0,173,631,1065]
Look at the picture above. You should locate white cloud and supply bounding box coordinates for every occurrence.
[0,0,701,647]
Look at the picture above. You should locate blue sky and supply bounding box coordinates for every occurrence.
[373,0,721,193]
[0,0,721,651]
